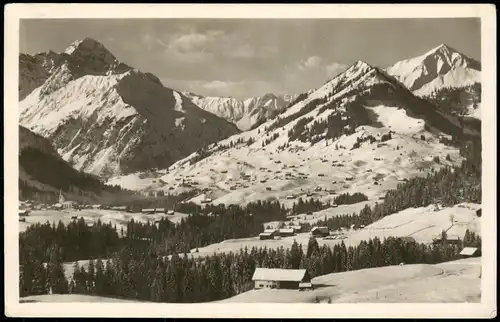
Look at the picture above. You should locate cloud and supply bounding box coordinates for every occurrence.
[170,33,214,53]
[161,31,222,63]
[298,55,323,70]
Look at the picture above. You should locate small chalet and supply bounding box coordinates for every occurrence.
[19,209,30,216]
[291,225,302,233]
[141,208,156,214]
[166,210,175,215]
[259,229,278,240]
[111,206,130,212]
[278,228,295,237]
[252,268,312,290]
[155,208,166,213]
[310,226,329,238]
[432,235,461,245]
[459,247,480,258]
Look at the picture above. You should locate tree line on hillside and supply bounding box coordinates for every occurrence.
[290,192,369,216]
[422,82,481,116]
[19,147,124,195]
[20,229,481,302]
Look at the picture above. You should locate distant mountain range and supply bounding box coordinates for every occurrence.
[19,40,481,191]
[182,92,298,131]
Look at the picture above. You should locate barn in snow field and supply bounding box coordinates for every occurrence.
[252,268,312,290]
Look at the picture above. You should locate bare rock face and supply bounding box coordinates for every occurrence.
[19,38,239,178]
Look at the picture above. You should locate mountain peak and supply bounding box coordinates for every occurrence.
[386,44,481,96]
[424,43,457,57]
[64,37,116,61]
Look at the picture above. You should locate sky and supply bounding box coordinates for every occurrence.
[20,18,481,99]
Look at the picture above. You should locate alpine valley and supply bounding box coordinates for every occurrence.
[18,37,483,305]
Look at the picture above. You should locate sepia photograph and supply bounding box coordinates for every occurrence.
[4,3,496,319]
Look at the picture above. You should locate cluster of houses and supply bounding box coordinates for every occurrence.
[141,208,176,215]
[259,224,303,240]
[259,225,339,240]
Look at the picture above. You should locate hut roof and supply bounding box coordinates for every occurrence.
[252,268,307,282]
[459,247,479,256]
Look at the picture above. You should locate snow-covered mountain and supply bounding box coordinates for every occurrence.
[386,44,481,96]
[19,38,239,178]
[182,92,299,131]
[109,60,480,205]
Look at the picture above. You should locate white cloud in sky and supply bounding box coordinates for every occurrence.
[302,55,323,69]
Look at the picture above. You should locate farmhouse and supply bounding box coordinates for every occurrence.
[62,200,79,210]
[156,208,166,213]
[19,209,30,216]
[278,228,295,237]
[252,268,312,290]
[166,210,175,215]
[291,225,302,233]
[111,206,130,212]
[141,208,156,214]
[432,235,461,245]
[311,226,330,237]
[259,229,278,240]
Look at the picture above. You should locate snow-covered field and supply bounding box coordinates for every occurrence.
[20,294,143,303]
[19,209,190,234]
[220,257,481,303]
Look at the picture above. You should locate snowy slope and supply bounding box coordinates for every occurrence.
[108,60,479,206]
[386,44,481,96]
[19,38,239,178]
[183,92,298,130]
